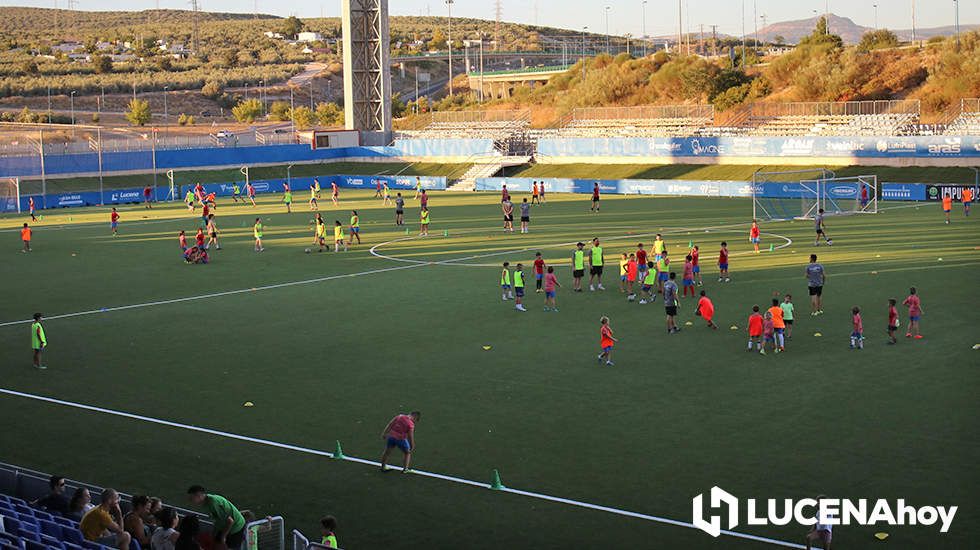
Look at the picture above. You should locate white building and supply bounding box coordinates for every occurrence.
[297,32,324,43]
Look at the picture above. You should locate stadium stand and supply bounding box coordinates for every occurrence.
[397,110,533,154]
[0,463,329,550]
[945,98,980,136]
[743,100,920,137]
[556,105,714,138]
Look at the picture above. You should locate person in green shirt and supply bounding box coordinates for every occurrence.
[571,242,586,292]
[187,486,246,550]
[589,238,606,291]
[232,184,243,203]
[780,294,795,339]
[282,189,293,213]
[319,516,338,549]
[253,218,264,252]
[513,263,527,312]
[31,312,46,370]
[185,190,196,212]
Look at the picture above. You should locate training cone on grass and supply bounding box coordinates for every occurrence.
[243,401,254,407]
[684,321,694,326]
[490,469,505,490]
[814,332,823,337]
[730,325,738,330]
[334,440,345,460]
[482,345,492,351]
[443,229,449,237]
[769,243,775,252]
[688,240,693,248]
[972,344,980,350]
[874,532,889,541]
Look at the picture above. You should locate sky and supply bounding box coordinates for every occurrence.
[3,0,977,37]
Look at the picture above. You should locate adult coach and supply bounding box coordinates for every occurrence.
[380,411,421,473]
[589,238,605,291]
[664,272,680,334]
[187,486,246,550]
[571,242,586,292]
[806,254,826,316]
[394,193,405,226]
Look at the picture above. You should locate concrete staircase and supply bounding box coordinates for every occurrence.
[449,155,531,191]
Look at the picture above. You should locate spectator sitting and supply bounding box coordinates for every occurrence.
[124,495,152,548]
[67,487,94,522]
[79,488,132,550]
[145,498,164,529]
[175,515,202,550]
[319,516,338,549]
[150,508,180,550]
[32,475,70,515]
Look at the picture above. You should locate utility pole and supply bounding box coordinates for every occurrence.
[873,3,878,30]
[711,25,718,56]
[605,6,611,54]
[699,24,704,56]
[446,0,454,97]
[911,0,917,45]
[676,0,682,55]
[741,0,747,70]
[642,1,648,57]
[954,0,960,49]
[582,26,588,80]
[494,0,503,51]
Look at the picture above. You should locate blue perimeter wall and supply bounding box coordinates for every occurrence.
[537,136,980,159]
[17,174,446,210]
[475,177,963,202]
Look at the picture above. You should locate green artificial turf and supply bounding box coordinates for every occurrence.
[20,162,474,195]
[0,191,977,549]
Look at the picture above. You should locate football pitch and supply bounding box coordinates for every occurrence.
[1,191,977,549]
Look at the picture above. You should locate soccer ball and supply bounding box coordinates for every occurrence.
[304,248,311,254]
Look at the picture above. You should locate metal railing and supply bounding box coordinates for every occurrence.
[431,109,531,124]
[292,529,339,550]
[748,99,920,118]
[962,98,980,114]
[570,104,715,122]
[246,516,285,550]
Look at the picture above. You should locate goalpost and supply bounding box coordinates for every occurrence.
[0,177,20,214]
[753,170,879,221]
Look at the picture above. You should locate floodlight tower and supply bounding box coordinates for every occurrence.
[342,0,393,145]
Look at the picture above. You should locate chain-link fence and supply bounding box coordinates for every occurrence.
[748,99,920,118]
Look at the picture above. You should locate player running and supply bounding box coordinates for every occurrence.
[312,213,327,252]
[380,411,420,473]
[231,183,243,203]
[309,186,319,211]
[767,298,786,352]
[414,177,424,200]
[253,218,264,252]
[334,221,348,252]
[590,182,600,213]
[246,182,257,207]
[942,193,953,224]
[814,209,832,245]
[639,262,657,304]
[348,211,361,245]
[382,182,392,206]
[185,190,196,211]
[331,181,340,207]
[206,214,221,250]
[31,312,46,370]
[313,178,322,199]
[282,188,293,213]
[696,290,718,330]
[110,208,120,236]
[589,238,605,291]
[750,220,761,253]
[531,181,541,204]
[962,187,973,216]
[780,294,795,339]
[374,179,383,199]
[597,316,618,366]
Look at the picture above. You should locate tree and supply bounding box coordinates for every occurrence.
[201,80,223,99]
[232,99,263,123]
[157,56,173,71]
[773,35,786,45]
[125,98,151,126]
[269,100,291,121]
[801,16,843,48]
[19,59,38,75]
[858,29,900,51]
[283,16,304,39]
[92,53,113,74]
[429,28,447,50]
[315,102,344,126]
[289,106,316,130]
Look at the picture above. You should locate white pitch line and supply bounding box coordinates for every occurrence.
[0,387,805,549]
[0,262,425,328]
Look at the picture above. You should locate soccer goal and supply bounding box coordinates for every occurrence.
[803,175,879,216]
[0,177,20,214]
[752,168,834,221]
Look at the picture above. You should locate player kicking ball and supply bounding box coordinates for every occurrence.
[814,209,832,246]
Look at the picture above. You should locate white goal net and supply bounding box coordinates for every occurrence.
[0,177,20,214]
[753,170,878,220]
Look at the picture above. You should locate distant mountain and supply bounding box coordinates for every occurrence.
[757,13,978,45]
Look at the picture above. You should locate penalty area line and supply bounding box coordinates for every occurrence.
[0,388,805,549]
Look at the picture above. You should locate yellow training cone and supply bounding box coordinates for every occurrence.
[482,345,492,351]
[972,344,980,350]
[874,532,889,540]
[814,332,823,337]
[730,325,739,330]
[243,401,254,407]
[684,321,694,326]
[870,271,878,275]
